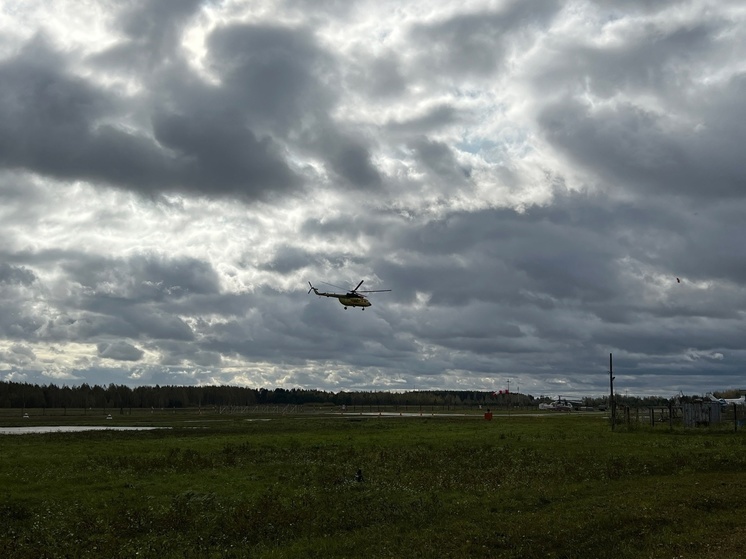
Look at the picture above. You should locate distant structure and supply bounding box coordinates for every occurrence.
[682,402,721,427]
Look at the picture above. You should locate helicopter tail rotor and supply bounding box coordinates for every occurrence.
[308,282,315,294]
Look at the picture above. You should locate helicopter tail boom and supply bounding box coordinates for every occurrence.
[308,282,339,298]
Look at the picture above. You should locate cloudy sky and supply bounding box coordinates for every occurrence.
[1,0,745,398]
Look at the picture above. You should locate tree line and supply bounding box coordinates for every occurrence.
[0,380,689,410]
[0,381,537,410]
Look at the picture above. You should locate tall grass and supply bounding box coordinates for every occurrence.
[1,413,745,557]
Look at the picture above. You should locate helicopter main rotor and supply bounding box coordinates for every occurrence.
[320,279,390,295]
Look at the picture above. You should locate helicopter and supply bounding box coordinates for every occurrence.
[307,280,391,310]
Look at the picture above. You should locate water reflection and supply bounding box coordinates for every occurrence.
[0,426,167,435]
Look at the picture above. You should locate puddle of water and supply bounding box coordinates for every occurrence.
[0,426,168,435]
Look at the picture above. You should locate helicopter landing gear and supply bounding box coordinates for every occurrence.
[344,307,347,310]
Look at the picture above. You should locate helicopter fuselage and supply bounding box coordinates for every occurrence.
[338,295,371,308]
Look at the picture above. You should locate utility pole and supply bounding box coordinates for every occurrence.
[609,353,616,431]
[507,378,511,416]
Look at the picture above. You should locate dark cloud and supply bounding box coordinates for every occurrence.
[0,301,42,341]
[151,109,300,196]
[0,39,177,194]
[0,263,36,286]
[43,302,195,343]
[261,245,313,274]
[410,0,561,77]
[61,253,221,301]
[409,137,470,184]
[367,191,746,384]
[530,14,746,201]
[207,23,336,134]
[205,23,384,190]
[0,32,303,201]
[0,262,42,340]
[0,39,120,173]
[97,341,144,361]
[0,251,220,347]
[103,0,204,69]
[538,92,746,199]
[157,339,222,367]
[532,21,722,100]
[323,132,382,188]
[0,10,390,202]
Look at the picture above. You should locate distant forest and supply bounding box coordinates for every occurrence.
[0,381,675,410]
[0,381,522,409]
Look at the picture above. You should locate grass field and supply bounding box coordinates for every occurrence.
[1,408,745,558]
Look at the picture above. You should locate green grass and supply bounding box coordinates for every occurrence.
[1,410,746,558]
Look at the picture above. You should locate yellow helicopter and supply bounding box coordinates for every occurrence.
[307,280,391,310]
